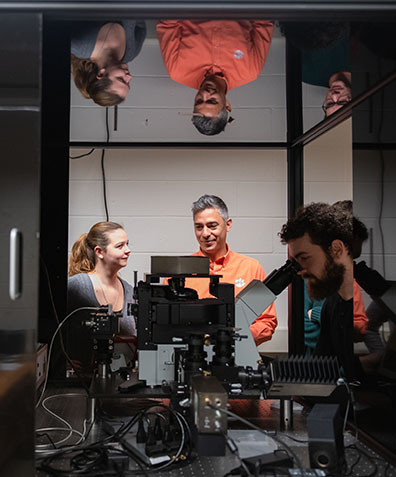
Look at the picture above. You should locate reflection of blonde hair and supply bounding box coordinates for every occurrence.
[71,54,123,106]
[68,221,124,276]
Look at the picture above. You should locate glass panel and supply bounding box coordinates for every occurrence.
[279,21,352,132]
[302,120,353,358]
[69,19,287,143]
[352,23,396,456]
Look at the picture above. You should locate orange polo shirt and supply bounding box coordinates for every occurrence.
[182,247,277,346]
[156,20,274,90]
[353,279,368,341]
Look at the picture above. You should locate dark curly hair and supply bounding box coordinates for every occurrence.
[278,22,349,51]
[279,202,353,254]
[332,199,369,242]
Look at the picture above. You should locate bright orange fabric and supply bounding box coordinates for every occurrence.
[181,247,277,346]
[156,20,274,90]
[353,279,368,341]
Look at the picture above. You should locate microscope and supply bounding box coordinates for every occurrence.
[129,256,341,455]
[82,305,122,378]
[135,256,302,388]
[83,257,342,457]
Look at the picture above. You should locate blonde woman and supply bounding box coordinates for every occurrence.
[67,221,135,371]
[71,20,146,106]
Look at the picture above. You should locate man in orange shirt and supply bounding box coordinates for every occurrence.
[183,194,277,346]
[156,20,273,135]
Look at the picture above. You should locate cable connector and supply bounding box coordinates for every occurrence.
[154,416,163,441]
[146,424,157,446]
[136,419,147,444]
[162,423,172,445]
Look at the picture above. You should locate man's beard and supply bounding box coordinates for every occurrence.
[306,254,345,301]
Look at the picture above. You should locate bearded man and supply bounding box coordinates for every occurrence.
[279,202,366,381]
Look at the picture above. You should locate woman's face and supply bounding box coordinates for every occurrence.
[106,63,131,100]
[100,228,131,270]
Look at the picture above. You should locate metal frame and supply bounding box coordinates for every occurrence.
[39,18,71,379]
[70,142,288,149]
[285,39,305,356]
[29,2,396,364]
[292,67,396,148]
[2,1,396,20]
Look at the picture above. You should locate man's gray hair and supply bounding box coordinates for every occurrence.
[191,194,229,222]
[191,109,228,136]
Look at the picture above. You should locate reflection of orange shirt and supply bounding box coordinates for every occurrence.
[182,247,277,346]
[353,280,368,341]
[156,20,273,90]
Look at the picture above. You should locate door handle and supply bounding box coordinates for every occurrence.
[9,228,23,300]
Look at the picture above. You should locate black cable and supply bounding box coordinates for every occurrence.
[101,107,110,221]
[369,454,393,476]
[38,398,307,477]
[206,403,305,476]
[39,254,67,355]
[345,444,379,477]
[70,148,96,160]
[174,410,194,459]
[39,255,91,394]
[71,447,106,471]
[36,432,57,449]
[345,445,361,476]
[116,411,144,440]
[36,402,190,475]
[277,434,308,444]
[36,306,100,409]
[118,446,150,477]
[223,431,254,477]
[121,403,193,473]
[38,440,141,476]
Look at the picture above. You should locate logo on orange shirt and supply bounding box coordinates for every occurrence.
[235,278,245,288]
[234,49,244,59]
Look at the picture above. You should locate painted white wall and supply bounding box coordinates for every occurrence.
[354,149,396,281]
[69,147,290,352]
[69,120,353,353]
[304,118,353,204]
[70,23,327,143]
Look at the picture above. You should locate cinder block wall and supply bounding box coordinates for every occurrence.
[354,149,396,281]
[69,147,290,352]
[68,24,353,352]
[69,123,353,353]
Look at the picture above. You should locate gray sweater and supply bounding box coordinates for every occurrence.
[67,273,136,335]
[71,20,146,63]
[66,273,136,369]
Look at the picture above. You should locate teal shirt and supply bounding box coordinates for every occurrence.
[304,282,324,355]
[302,36,350,88]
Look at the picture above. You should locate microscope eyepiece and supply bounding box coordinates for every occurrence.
[263,259,301,296]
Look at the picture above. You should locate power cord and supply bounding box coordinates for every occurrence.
[39,255,92,393]
[206,403,305,476]
[37,401,194,476]
[223,432,254,477]
[345,443,379,477]
[36,393,88,452]
[70,148,96,160]
[101,107,110,221]
[36,306,101,409]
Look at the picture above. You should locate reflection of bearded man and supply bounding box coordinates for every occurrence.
[305,252,345,301]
